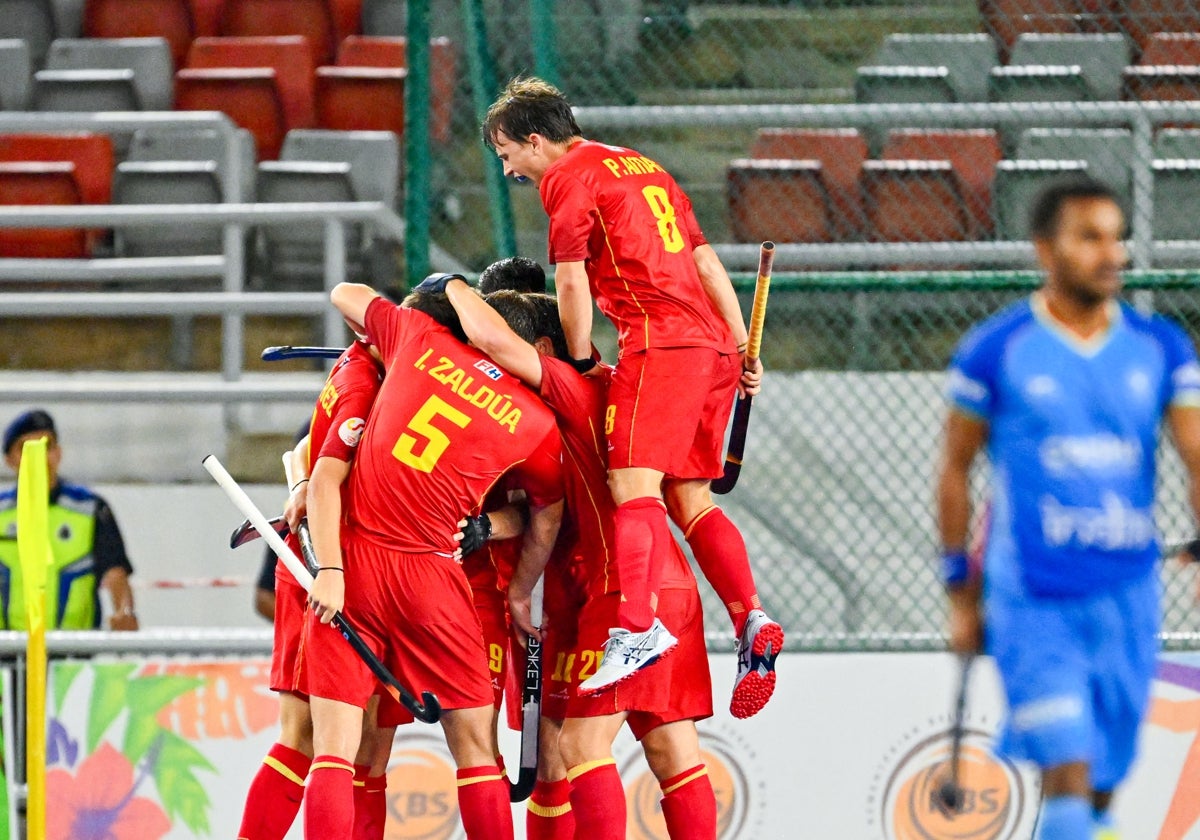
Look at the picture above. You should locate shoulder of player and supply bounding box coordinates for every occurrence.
[1117,300,1188,344]
[955,299,1036,361]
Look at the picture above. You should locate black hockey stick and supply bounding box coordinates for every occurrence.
[203,454,440,723]
[261,345,346,361]
[229,515,289,549]
[509,576,543,802]
[712,241,773,495]
[936,652,975,812]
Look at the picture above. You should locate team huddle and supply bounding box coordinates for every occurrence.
[236,77,784,840]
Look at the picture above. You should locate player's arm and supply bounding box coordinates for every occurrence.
[508,499,564,643]
[330,282,381,335]
[283,434,311,532]
[92,498,138,630]
[1168,404,1200,551]
[935,409,988,654]
[100,567,138,631]
[553,260,595,363]
[693,244,762,395]
[444,277,544,388]
[306,455,351,624]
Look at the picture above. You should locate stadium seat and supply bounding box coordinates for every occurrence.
[333,35,456,142]
[1155,128,1200,159]
[0,0,58,64]
[31,68,141,111]
[187,0,222,36]
[1123,66,1200,102]
[127,125,256,200]
[279,128,398,206]
[254,159,356,285]
[1015,128,1133,203]
[1138,33,1200,66]
[1114,0,1200,58]
[0,39,32,110]
[112,160,224,256]
[727,159,836,244]
[862,160,972,242]
[45,37,175,110]
[186,35,316,129]
[978,0,1109,63]
[991,33,1129,101]
[82,0,193,66]
[855,33,998,103]
[748,128,869,238]
[992,158,1088,239]
[175,67,287,159]
[0,161,87,258]
[360,0,403,36]
[881,129,1003,237]
[1151,159,1200,240]
[219,0,336,64]
[327,0,361,45]
[314,66,406,134]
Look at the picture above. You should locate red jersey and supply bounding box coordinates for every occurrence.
[348,298,563,553]
[308,341,383,472]
[538,356,693,594]
[461,480,521,592]
[540,139,736,357]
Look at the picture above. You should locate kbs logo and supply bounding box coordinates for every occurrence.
[385,733,462,840]
[869,728,1039,840]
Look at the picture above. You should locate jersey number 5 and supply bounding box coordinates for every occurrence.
[642,185,684,253]
[392,395,471,473]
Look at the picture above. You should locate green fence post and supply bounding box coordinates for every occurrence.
[404,0,432,288]
[529,0,561,88]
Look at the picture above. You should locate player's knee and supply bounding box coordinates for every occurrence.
[662,480,712,527]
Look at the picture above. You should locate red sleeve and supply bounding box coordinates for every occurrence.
[363,296,420,364]
[506,425,563,508]
[538,356,589,418]
[541,167,594,265]
[315,377,378,463]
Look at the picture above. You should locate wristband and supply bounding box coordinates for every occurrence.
[290,478,309,492]
[569,356,598,374]
[316,566,343,573]
[940,550,971,589]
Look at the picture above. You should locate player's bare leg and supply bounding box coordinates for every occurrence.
[441,705,514,840]
[305,696,366,839]
[666,477,784,719]
[238,691,313,840]
[1035,761,1093,840]
[641,721,717,840]
[527,716,573,840]
[560,713,629,840]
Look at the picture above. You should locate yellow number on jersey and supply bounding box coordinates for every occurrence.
[642,185,685,253]
[392,395,472,473]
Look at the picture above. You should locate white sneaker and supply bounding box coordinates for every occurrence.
[731,609,784,719]
[578,618,678,694]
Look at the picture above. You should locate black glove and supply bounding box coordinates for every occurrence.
[413,272,467,295]
[459,513,492,556]
[1182,538,1200,564]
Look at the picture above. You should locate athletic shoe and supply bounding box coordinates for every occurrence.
[731,610,784,719]
[577,618,678,695]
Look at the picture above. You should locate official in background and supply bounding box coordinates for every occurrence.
[936,177,1200,839]
[0,409,138,631]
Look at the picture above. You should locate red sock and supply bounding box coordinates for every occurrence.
[684,506,760,635]
[615,497,670,631]
[526,777,574,840]
[568,760,625,840]
[303,754,355,839]
[237,742,310,840]
[350,764,387,840]
[660,765,717,840]
[456,765,512,840]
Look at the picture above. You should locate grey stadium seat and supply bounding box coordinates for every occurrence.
[112,160,224,257]
[45,36,174,110]
[990,33,1130,102]
[278,129,399,207]
[0,39,32,110]
[0,0,57,65]
[1152,160,1200,242]
[1155,129,1200,161]
[1016,128,1134,205]
[126,126,256,201]
[992,158,1089,240]
[31,67,141,110]
[856,33,998,104]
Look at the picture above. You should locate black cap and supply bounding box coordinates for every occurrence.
[3,409,57,457]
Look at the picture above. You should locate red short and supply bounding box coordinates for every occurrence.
[473,582,517,726]
[270,563,309,696]
[607,348,741,479]
[541,554,591,721]
[304,538,494,717]
[565,587,712,739]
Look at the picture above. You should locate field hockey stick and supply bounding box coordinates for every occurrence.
[936,652,976,812]
[229,515,289,549]
[712,240,774,495]
[261,345,346,361]
[509,574,544,802]
[202,454,441,724]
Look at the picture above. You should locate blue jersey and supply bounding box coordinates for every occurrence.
[947,294,1200,597]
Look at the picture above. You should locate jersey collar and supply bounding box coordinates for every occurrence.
[1030,291,1122,357]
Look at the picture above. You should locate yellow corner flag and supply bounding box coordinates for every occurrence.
[16,436,50,840]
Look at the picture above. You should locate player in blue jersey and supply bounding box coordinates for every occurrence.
[936,176,1200,840]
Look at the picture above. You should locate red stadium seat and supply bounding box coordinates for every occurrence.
[327,0,362,45]
[314,66,406,134]
[862,160,972,243]
[175,67,288,158]
[219,0,336,64]
[1114,0,1200,58]
[186,35,315,128]
[727,159,836,244]
[0,162,87,258]
[977,0,1108,62]
[1123,65,1200,102]
[882,129,1002,237]
[187,0,224,36]
[1139,33,1200,66]
[334,35,456,143]
[749,128,868,238]
[83,0,194,67]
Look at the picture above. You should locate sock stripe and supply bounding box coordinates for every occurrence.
[263,755,306,787]
[566,757,616,782]
[310,760,355,774]
[527,799,573,818]
[661,766,708,795]
[682,505,718,538]
[456,772,504,787]
[352,779,366,787]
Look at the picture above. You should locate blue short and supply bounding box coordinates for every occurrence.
[986,571,1159,790]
